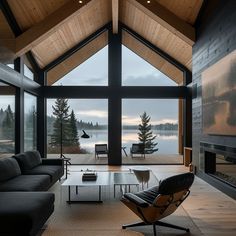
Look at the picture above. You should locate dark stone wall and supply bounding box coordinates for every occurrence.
[192,0,236,169]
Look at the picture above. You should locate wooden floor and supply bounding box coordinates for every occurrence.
[44,165,236,236]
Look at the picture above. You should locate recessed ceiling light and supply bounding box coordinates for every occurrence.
[147,0,151,3]
[79,0,83,3]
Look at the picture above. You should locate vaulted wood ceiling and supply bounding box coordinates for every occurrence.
[1,0,204,84]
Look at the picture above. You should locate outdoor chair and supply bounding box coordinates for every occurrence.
[95,144,108,159]
[130,143,145,158]
[121,172,194,236]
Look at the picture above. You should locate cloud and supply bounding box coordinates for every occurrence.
[123,73,176,86]
[152,119,178,125]
[77,110,108,118]
[122,115,140,125]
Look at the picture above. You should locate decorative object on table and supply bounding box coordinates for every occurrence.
[82,170,97,181]
[129,166,150,189]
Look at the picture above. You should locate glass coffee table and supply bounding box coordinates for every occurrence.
[62,172,112,204]
[62,171,140,203]
[113,172,139,197]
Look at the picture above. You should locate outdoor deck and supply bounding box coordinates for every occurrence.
[47,153,183,165]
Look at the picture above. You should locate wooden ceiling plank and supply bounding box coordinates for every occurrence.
[112,0,119,34]
[127,0,195,46]
[14,0,93,57]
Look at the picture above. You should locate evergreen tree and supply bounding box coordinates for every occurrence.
[2,105,14,140]
[51,98,71,146]
[69,110,80,146]
[138,111,157,151]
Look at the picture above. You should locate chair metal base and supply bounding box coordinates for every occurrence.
[122,220,189,236]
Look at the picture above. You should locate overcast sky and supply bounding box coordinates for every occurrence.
[1,46,178,125]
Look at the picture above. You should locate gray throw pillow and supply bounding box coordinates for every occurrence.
[0,157,21,182]
[14,151,42,171]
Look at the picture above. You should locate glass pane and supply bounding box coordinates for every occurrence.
[24,93,37,151]
[49,46,108,86]
[6,64,14,69]
[122,45,177,86]
[24,64,34,80]
[0,82,15,157]
[122,99,182,164]
[47,99,108,164]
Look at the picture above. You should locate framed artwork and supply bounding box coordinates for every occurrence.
[202,50,236,135]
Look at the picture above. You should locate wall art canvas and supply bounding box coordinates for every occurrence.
[202,50,236,135]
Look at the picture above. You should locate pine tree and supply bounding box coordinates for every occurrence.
[138,111,157,151]
[69,110,80,146]
[51,98,71,146]
[2,105,14,140]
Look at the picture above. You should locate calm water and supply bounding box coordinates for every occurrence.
[79,129,178,154]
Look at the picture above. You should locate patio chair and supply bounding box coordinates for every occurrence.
[95,144,108,159]
[121,172,194,236]
[130,143,145,158]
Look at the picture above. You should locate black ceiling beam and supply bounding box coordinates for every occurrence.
[43,23,111,72]
[121,86,188,99]
[43,85,187,99]
[121,23,191,74]
[43,86,110,98]
[0,64,41,96]
[0,0,42,72]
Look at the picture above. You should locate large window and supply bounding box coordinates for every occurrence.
[48,46,108,86]
[47,99,108,164]
[24,92,37,151]
[122,46,177,86]
[122,99,182,164]
[0,82,15,157]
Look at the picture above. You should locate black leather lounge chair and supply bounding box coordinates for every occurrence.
[121,172,194,236]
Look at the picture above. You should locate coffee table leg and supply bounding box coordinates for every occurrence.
[68,186,71,204]
[99,185,101,201]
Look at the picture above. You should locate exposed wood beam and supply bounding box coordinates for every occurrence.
[112,0,119,34]
[127,0,195,46]
[14,0,93,57]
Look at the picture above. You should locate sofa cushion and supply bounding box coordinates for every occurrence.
[23,165,63,183]
[14,151,42,171]
[0,192,54,236]
[0,175,51,192]
[0,158,21,182]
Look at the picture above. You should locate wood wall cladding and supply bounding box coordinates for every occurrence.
[120,0,193,71]
[47,31,108,85]
[156,0,204,25]
[192,1,236,169]
[122,30,183,84]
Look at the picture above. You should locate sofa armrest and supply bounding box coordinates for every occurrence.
[122,193,149,208]
[41,158,64,166]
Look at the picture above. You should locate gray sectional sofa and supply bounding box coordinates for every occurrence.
[0,151,64,236]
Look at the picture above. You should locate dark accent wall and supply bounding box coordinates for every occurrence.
[192,0,236,194]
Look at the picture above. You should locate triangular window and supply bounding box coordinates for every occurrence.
[52,46,108,86]
[122,45,177,86]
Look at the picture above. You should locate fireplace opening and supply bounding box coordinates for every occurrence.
[205,151,236,188]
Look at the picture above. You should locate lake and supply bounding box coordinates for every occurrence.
[79,129,178,154]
